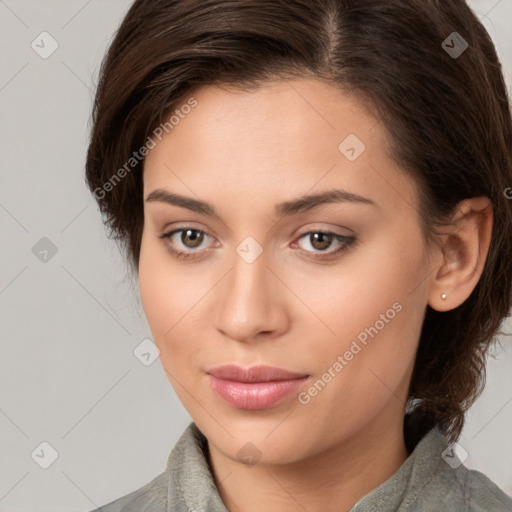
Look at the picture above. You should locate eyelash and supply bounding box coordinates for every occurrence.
[159,227,356,261]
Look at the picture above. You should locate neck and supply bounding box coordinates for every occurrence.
[207,414,409,512]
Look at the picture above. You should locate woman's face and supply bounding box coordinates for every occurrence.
[139,78,433,464]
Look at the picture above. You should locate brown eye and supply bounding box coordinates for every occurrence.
[295,230,356,258]
[180,229,204,248]
[308,232,333,251]
[159,227,215,260]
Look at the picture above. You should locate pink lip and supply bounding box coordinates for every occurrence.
[205,364,310,409]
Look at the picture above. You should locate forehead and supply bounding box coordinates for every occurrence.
[147,78,381,160]
[142,78,419,217]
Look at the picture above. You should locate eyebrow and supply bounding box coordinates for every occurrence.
[144,188,376,218]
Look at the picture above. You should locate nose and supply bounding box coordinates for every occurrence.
[214,244,289,344]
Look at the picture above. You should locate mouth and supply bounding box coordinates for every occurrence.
[205,364,310,410]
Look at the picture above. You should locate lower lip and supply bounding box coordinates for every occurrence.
[207,374,309,409]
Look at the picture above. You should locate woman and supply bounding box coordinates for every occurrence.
[85,0,512,510]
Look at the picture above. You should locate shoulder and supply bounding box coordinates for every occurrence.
[458,467,512,512]
[86,471,168,512]
[392,426,512,512]
[411,462,512,511]
[86,422,209,512]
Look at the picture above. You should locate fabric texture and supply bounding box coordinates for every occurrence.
[89,422,512,512]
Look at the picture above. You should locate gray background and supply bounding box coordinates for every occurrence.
[1,1,511,510]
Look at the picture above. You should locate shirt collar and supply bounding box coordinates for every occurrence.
[349,426,448,511]
[165,422,448,511]
[166,422,229,512]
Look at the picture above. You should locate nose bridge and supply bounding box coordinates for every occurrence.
[214,237,282,340]
[227,240,269,315]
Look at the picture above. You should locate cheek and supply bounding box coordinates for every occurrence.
[297,226,426,384]
[292,225,426,346]
[287,236,427,449]
[304,226,427,399]
[138,234,187,348]
[139,230,188,326]
[138,232,214,370]
[138,244,170,335]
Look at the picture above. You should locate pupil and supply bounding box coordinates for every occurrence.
[183,229,203,248]
[312,232,331,250]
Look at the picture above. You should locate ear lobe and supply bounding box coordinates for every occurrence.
[428,197,493,312]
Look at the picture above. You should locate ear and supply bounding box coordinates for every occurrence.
[428,196,493,312]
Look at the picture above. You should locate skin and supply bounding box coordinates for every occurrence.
[138,78,493,512]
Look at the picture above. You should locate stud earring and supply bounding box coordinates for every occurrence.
[441,293,447,300]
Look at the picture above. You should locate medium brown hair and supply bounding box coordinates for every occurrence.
[85,0,512,447]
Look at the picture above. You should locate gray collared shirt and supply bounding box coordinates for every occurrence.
[89,422,512,511]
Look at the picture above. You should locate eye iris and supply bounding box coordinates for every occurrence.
[182,229,204,248]
[311,232,332,250]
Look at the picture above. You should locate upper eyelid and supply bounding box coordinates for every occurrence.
[162,218,353,234]
[161,227,352,249]
[161,226,215,241]
[161,226,350,239]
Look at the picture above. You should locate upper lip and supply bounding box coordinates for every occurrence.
[206,364,309,383]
